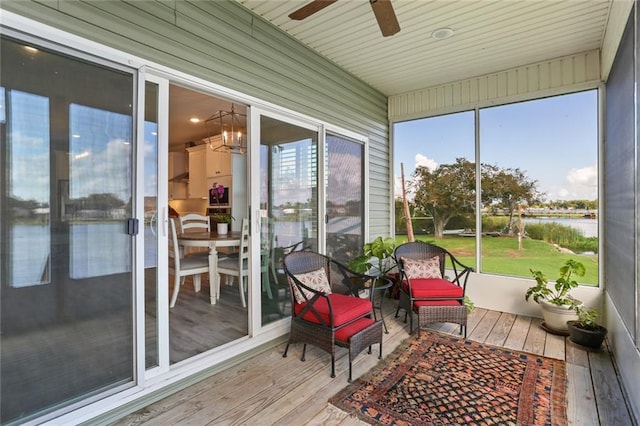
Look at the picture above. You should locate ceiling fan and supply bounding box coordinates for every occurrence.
[288,0,400,37]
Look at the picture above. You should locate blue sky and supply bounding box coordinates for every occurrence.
[393,90,598,202]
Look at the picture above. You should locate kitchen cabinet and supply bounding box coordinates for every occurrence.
[204,135,232,178]
[168,151,187,199]
[186,139,233,199]
[186,145,207,199]
[207,148,232,178]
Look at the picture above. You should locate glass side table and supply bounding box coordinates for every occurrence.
[368,276,393,333]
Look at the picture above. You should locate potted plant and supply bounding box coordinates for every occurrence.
[210,182,233,234]
[349,236,397,277]
[525,259,585,334]
[211,212,233,235]
[567,305,608,349]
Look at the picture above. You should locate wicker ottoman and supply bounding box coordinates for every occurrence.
[344,320,383,381]
[418,304,467,337]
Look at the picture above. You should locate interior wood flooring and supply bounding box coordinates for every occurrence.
[167,277,249,363]
[117,295,636,425]
[165,275,289,363]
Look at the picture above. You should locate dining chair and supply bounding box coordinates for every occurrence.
[169,218,209,308]
[179,213,210,232]
[178,213,210,255]
[217,218,249,308]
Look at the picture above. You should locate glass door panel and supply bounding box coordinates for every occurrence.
[0,36,135,423]
[325,133,364,260]
[166,86,249,362]
[144,81,160,370]
[260,115,318,325]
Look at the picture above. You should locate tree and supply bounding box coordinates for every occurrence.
[410,159,541,238]
[482,165,541,234]
[411,158,476,238]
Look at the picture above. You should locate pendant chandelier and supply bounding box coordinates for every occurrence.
[205,103,246,154]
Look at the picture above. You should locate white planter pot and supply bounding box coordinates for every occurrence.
[216,222,228,235]
[539,299,580,334]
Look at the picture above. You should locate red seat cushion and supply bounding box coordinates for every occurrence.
[404,278,463,299]
[335,317,375,343]
[294,293,372,326]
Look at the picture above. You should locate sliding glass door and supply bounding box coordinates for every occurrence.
[259,114,319,325]
[0,35,136,423]
[257,114,367,326]
[325,133,365,260]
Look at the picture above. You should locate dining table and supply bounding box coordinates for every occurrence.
[177,230,242,305]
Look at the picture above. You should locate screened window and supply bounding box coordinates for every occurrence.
[393,90,599,285]
[394,111,476,268]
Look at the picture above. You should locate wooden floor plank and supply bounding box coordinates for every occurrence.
[303,403,349,425]
[484,311,516,346]
[543,332,566,360]
[465,307,487,335]
[566,363,599,426]
[589,345,635,426]
[503,315,532,350]
[565,339,590,368]
[468,309,501,342]
[523,317,546,355]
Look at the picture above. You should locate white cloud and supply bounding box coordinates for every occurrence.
[543,164,598,200]
[415,153,438,171]
[393,154,437,199]
[567,165,597,186]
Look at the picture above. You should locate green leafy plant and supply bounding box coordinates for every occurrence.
[463,295,475,314]
[525,259,586,306]
[349,236,397,276]
[211,213,234,224]
[573,305,600,331]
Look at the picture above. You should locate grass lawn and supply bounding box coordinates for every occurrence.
[394,234,599,286]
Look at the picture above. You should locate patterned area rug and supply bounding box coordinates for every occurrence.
[329,330,567,425]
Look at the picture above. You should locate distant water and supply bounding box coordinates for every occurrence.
[10,223,131,287]
[524,217,598,238]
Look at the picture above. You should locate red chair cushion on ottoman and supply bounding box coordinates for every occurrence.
[294,293,373,326]
[405,278,464,298]
[335,317,375,343]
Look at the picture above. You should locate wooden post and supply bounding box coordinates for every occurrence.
[517,203,523,250]
[401,163,415,242]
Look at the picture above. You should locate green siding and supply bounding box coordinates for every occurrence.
[1,0,392,237]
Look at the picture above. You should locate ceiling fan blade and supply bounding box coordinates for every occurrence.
[370,0,400,37]
[288,0,338,20]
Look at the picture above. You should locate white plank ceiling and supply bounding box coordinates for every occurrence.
[236,0,615,96]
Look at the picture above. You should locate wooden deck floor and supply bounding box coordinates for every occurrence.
[115,299,635,425]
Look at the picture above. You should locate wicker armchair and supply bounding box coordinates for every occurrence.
[394,241,473,337]
[282,251,383,382]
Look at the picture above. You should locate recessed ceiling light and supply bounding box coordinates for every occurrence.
[23,46,39,53]
[189,117,201,123]
[431,27,454,40]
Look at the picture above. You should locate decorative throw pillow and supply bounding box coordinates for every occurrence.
[290,268,332,303]
[402,256,442,279]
